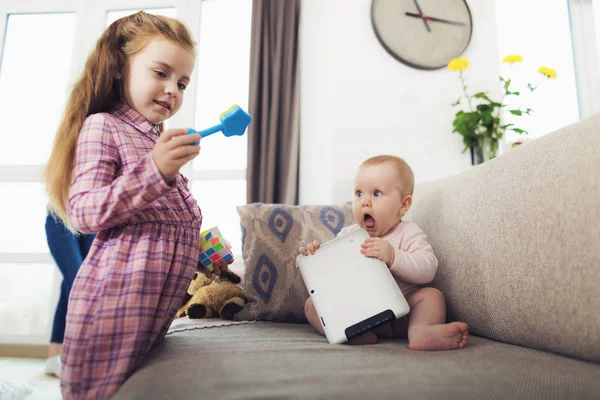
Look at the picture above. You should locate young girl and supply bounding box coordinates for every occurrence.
[299,155,469,350]
[44,12,229,399]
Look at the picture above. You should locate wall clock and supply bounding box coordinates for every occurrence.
[371,0,473,70]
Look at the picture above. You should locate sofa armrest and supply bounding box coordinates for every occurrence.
[405,116,600,362]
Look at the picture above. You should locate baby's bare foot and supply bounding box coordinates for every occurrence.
[346,331,378,345]
[408,322,469,351]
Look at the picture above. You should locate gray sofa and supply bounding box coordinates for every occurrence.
[115,117,600,399]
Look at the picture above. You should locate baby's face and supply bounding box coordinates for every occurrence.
[352,163,408,237]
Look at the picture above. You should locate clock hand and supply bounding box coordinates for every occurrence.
[405,12,466,26]
[412,0,431,32]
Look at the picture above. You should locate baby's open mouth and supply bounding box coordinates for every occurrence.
[364,214,376,229]
[154,100,171,110]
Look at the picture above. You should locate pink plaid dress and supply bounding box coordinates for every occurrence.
[61,104,202,399]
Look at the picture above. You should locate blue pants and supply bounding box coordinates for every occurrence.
[45,213,96,344]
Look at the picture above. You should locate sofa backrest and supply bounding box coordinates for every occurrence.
[405,116,600,362]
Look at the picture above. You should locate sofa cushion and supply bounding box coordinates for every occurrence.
[405,116,600,362]
[235,203,354,322]
[115,323,600,400]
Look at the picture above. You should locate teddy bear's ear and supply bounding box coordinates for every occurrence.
[221,269,241,284]
[193,272,199,280]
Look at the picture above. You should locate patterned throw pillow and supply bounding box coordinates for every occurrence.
[234,203,354,323]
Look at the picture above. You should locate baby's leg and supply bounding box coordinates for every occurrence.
[391,316,409,338]
[374,317,407,338]
[304,297,325,336]
[304,298,377,345]
[405,287,469,351]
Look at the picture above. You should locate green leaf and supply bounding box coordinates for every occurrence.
[504,79,511,90]
[528,83,537,92]
[510,128,528,134]
[476,104,489,112]
[500,76,506,82]
[474,92,493,102]
[500,123,514,129]
[508,109,523,116]
[452,111,481,143]
[451,98,461,106]
[525,108,533,115]
[481,113,493,127]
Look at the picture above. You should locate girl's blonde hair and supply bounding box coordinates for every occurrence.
[45,11,195,230]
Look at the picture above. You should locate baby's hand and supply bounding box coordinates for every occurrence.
[361,238,395,267]
[298,240,320,256]
[296,240,321,268]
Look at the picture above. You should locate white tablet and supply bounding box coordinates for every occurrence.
[297,227,410,344]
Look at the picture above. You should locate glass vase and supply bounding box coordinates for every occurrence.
[471,137,499,165]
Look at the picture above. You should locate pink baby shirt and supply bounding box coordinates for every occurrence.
[338,221,438,295]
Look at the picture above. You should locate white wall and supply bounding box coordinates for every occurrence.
[299,0,502,204]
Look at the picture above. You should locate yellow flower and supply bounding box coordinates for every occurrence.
[448,58,469,72]
[503,54,523,64]
[538,66,557,79]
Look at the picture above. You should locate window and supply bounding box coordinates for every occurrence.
[0,264,55,338]
[0,13,76,166]
[0,183,49,254]
[190,0,252,254]
[569,0,600,118]
[595,0,600,58]
[0,11,77,340]
[190,180,247,253]
[105,7,176,26]
[495,0,579,143]
[0,0,252,346]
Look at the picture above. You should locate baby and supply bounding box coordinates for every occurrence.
[299,155,468,350]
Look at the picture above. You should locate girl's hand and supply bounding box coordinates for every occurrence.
[361,238,395,267]
[198,257,234,278]
[152,128,201,183]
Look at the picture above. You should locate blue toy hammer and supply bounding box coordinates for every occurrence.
[188,105,252,143]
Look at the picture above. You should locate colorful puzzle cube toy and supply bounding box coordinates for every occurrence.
[198,226,234,272]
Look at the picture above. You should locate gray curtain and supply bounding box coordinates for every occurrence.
[247,0,301,205]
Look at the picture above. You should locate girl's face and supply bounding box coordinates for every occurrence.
[122,37,195,124]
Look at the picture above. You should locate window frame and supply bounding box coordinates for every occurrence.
[568,0,600,119]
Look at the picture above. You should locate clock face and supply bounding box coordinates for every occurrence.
[371,0,473,70]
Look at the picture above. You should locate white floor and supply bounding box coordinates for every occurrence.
[0,358,61,400]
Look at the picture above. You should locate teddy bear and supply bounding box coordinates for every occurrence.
[177,268,246,320]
